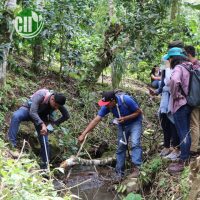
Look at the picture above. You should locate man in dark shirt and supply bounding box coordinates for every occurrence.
[8,89,70,168]
[78,91,143,178]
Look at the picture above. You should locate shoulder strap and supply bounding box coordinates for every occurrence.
[181,63,193,72]
[30,88,52,104]
[179,64,192,97]
[119,94,129,108]
[42,90,52,104]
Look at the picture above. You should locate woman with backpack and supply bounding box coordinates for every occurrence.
[165,47,192,173]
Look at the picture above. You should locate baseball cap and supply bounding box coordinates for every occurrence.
[54,93,66,105]
[98,91,116,106]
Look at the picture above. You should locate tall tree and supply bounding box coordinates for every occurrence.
[31,0,44,73]
[0,0,16,87]
[81,0,123,85]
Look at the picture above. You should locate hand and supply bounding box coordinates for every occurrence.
[78,134,85,143]
[118,117,125,124]
[148,88,156,96]
[40,123,47,135]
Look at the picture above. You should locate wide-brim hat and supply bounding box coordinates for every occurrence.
[164,47,186,60]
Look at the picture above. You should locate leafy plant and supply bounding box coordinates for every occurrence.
[115,184,127,194]
[123,192,142,200]
[140,157,163,185]
[0,138,71,200]
[180,167,190,200]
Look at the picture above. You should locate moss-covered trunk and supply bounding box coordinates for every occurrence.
[0,0,16,87]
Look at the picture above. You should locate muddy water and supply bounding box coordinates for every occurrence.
[64,166,121,200]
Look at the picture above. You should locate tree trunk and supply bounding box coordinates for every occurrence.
[0,49,9,86]
[0,0,16,87]
[31,0,44,73]
[81,0,122,86]
[31,38,43,73]
[170,0,180,20]
[60,155,115,169]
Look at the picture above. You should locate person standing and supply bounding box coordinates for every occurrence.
[78,91,143,178]
[149,56,180,160]
[165,47,192,173]
[185,45,200,156]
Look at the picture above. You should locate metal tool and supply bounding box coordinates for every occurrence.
[43,135,49,171]
[116,104,127,145]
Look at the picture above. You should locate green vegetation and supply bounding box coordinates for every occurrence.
[0,138,71,200]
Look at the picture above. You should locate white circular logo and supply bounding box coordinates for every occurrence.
[14,8,44,38]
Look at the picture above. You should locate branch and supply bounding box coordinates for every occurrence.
[60,155,116,169]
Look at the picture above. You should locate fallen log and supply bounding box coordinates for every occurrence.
[60,155,116,169]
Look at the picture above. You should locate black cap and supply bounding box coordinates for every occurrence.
[98,91,116,106]
[168,40,184,49]
[54,93,66,105]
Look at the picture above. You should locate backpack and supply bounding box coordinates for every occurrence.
[29,88,52,105]
[181,65,200,107]
[114,90,140,108]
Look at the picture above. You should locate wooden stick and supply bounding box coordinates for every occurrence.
[66,133,88,179]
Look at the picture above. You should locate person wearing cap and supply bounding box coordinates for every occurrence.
[8,89,70,168]
[184,45,200,157]
[78,91,143,178]
[164,47,192,173]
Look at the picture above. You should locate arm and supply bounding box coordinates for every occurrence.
[29,94,44,126]
[29,94,48,135]
[78,115,102,143]
[151,74,161,81]
[118,108,142,123]
[156,70,165,94]
[118,95,142,123]
[169,67,182,99]
[53,105,70,126]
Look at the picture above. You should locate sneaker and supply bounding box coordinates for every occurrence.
[168,159,185,174]
[160,148,171,157]
[164,151,181,161]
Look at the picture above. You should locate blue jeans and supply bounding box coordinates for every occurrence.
[116,120,142,175]
[151,80,161,89]
[173,105,192,160]
[8,107,50,168]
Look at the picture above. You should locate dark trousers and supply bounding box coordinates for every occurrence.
[160,113,179,148]
[173,105,192,160]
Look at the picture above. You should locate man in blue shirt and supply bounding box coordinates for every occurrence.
[78,91,143,178]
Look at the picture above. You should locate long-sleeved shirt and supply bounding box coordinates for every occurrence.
[168,62,191,114]
[23,89,70,126]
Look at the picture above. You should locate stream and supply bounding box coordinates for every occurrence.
[55,165,121,200]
